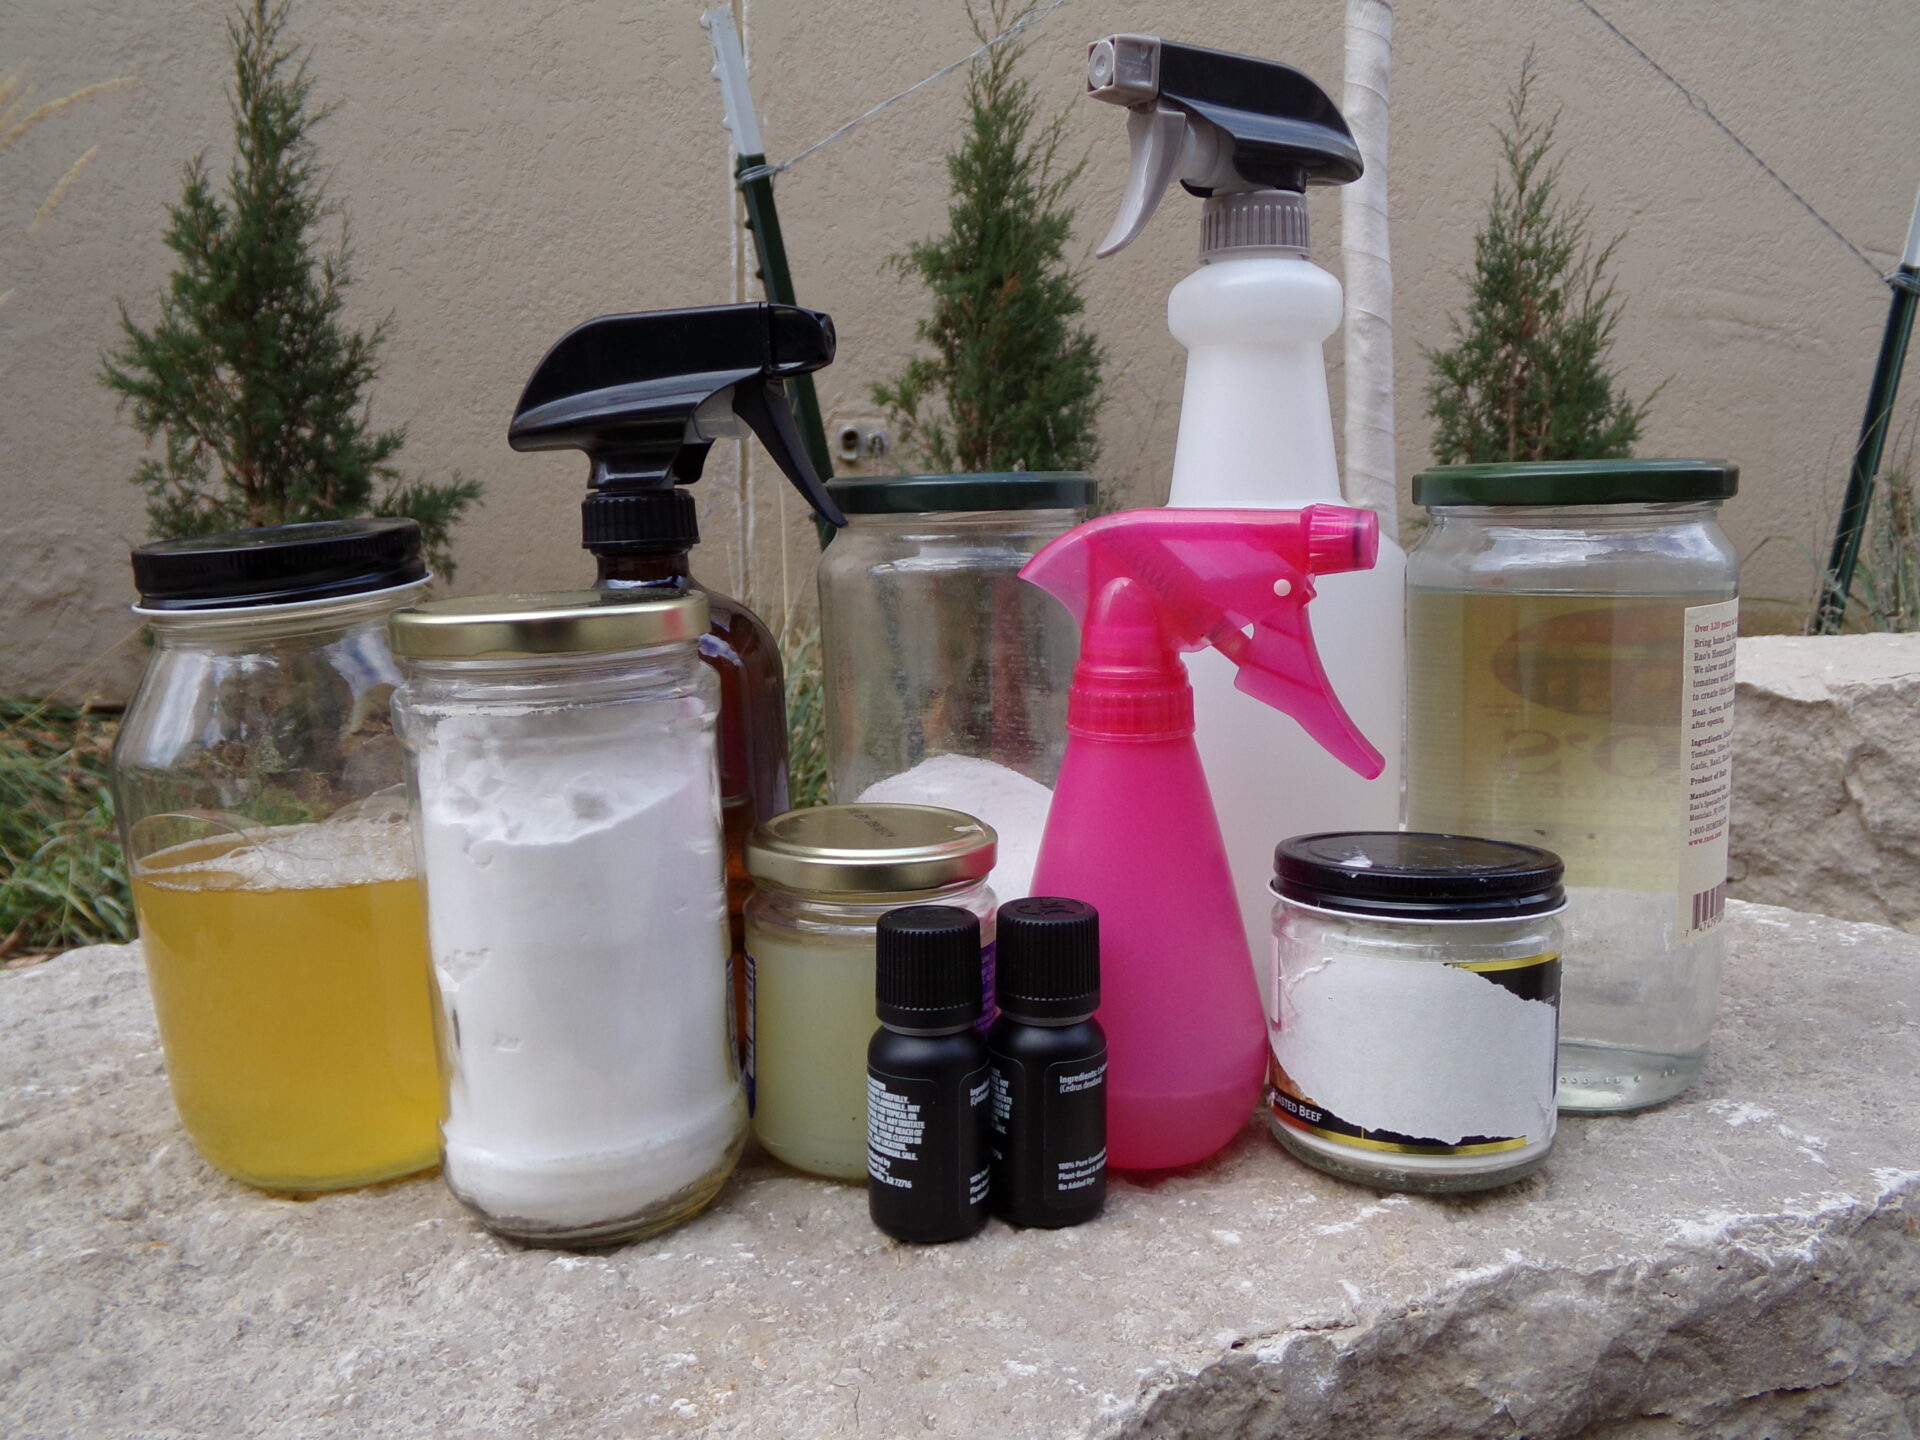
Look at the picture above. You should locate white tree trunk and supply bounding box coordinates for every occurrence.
[1341,0,1396,526]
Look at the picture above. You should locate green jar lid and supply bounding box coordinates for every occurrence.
[1412,458,1737,508]
[827,472,1096,515]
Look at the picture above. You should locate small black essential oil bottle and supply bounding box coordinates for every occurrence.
[987,897,1107,1228]
[867,905,991,1243]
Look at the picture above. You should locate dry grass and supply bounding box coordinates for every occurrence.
[1,67,133,308]
[0,699,133,962]
[780,621,829,810]
[1847,459,1920,633]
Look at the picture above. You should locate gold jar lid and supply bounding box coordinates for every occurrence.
[746,804,996,897]
[389,589,708,659]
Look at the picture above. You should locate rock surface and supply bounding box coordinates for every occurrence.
[1734,632,1920,931]
[4,905,1918,1439]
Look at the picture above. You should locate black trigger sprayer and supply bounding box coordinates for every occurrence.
[1083,34,1361,258]
[509,302,846,548]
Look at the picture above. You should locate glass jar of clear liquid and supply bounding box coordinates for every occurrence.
[113,521,441,1192]
[1405,461,1739,1112]
[817,474,1093,802]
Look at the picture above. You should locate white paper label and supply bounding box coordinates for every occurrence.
[1680,599,1738,936]
[1269,948,1560,1151]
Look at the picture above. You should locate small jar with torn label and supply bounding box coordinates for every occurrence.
[1267,832,1565,1193]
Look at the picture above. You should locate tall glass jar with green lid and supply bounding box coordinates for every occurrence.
[1405,460,1739,1112]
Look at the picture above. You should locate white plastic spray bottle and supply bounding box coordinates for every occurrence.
[1084,35,1405,960]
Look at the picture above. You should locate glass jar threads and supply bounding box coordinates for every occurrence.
[114,520,440,1192]
[744,804,996,1180]
[1405,460,1739,1112]
[1268,832,1565,1194]
[391,589,744,1246]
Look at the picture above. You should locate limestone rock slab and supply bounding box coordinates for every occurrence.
[3,903,1918,1439]
[1734,632,1920,931]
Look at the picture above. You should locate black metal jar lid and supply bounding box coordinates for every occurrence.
[1273,832,1565,920]
[131,519,427,611]
[1411,459,1737,508]
[826,472,1096,515]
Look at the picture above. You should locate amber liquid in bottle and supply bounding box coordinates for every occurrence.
[598,550,790,1065]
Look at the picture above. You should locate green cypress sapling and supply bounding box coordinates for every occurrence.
[874,0,1105,474]
[101,0,480,574]
[1424,54,1653,465]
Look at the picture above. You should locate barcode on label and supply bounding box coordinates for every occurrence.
[1691,880,1728,932]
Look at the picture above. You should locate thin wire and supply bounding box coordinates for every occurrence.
[1570,0,1883,279]
[736,0,1071,183]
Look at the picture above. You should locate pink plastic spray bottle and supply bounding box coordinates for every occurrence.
[1023,505,1384,1170]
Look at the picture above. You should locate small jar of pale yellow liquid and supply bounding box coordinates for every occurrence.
[744,805,996,1180]
[113,521,441,1192]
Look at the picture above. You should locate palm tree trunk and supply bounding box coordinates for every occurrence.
[1341,0,1396,526]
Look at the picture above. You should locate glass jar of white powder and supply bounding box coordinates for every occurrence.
[1267,832,1565,1194]
[744,804,996,1181]
[391,589,744,1246]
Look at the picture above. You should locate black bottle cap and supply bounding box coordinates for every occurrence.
[1272,832,1565,920]
[131,518,426,611]
[875,905,982,1032]
[995,897,1100,1021]
[580,489,699,553]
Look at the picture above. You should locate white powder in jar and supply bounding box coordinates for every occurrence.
[858,753,1053,901]
[412,700,743,1234]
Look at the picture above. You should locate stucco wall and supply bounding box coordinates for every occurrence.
[4,0,1917,702]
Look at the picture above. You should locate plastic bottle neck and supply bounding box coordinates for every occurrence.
[1066,577,1194,741]
[1199,190,1309,261]
[1164,245,1345,510]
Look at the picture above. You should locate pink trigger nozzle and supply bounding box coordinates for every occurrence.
[1305,503,1378,576]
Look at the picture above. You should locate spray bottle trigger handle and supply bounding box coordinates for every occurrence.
[731,378,847,528]
[1233,605,1385,780]
[1096,102,1190,258]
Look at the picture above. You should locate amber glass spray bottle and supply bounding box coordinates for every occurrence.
[509,303,848,1044]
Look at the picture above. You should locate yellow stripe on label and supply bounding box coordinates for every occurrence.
[1447,950,1560,974]
[1273,1107,1532,1156]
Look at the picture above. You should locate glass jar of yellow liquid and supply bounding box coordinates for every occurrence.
[114,521,442,1191]
[1405,462,1739,1113]
[744,805,996,1180]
